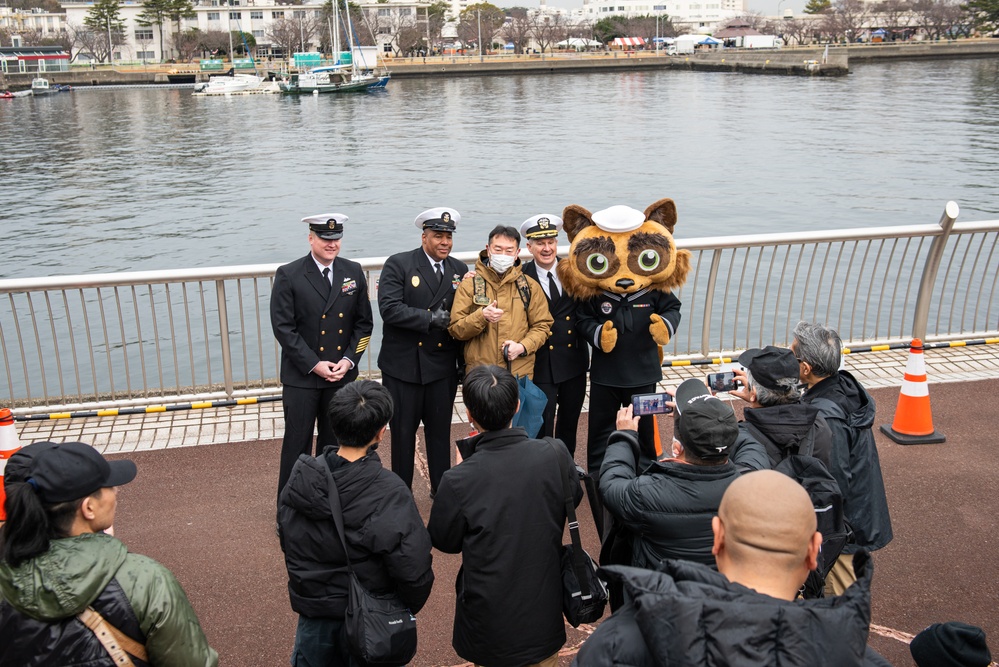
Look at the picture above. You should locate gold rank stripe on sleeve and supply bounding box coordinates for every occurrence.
[355,336,371,353]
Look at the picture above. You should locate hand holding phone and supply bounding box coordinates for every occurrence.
[706,371,741,393]
[632,392,674,416]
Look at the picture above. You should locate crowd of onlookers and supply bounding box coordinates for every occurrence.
[0,209,992,666]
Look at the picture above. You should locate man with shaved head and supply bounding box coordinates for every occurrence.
[574,470,890,667]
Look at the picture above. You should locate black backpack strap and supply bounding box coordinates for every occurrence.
[319,455,356,575]
[543,437,593,602]
[515,274,532,310]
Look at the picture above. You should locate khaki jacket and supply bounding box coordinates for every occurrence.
[449,253,553,378]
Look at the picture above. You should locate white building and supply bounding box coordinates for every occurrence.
[0,7,69,41]
[62,0,430,62]
[577,0,745,33]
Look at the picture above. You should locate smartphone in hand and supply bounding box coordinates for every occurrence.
[632,393,674,416]
[706,371,741,393]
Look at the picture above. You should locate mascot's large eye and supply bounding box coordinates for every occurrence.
[638,250,660,271]
[587,253,610,275]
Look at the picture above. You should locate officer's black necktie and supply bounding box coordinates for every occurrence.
[548,271,560,300]
[434,262,443,286]
[322,267,331,296]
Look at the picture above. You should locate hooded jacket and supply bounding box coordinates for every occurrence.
[802,370,893,552]
[574,554,881,667]
[428,428,582,667]
[278,449,434,619]
[0,532,217,667]
[736,402,834,469]
[448,251,554,378]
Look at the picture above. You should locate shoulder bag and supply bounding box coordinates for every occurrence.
[319,456,418,667]
[544,438,608,627]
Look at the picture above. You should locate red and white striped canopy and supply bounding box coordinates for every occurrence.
[612,37,646,46]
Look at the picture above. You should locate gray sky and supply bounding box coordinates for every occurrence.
[527,0,810,19]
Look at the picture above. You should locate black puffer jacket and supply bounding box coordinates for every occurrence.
[803,371,893,552]
[278,449,434,619]
[574,553,882,667]
[736,402,833,468]
[600,430,741,569]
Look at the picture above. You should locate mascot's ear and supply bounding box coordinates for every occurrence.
[562,204,595,242]
[644,199,678,234]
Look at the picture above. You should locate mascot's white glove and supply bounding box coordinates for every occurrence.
[600,320,618,353]
[650,313,672,346]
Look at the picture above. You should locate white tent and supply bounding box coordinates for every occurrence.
[556,38,602,50]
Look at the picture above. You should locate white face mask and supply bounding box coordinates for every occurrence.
[489,254,516,274]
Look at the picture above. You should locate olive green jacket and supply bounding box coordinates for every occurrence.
[0,532,217,667]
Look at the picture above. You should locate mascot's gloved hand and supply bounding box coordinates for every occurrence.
[600,320,618,353]
[650,313,671,346]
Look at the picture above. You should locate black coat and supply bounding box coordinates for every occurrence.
[427,429,582,667]
[522,259,589,385]
[736,402,834,469]
[803,371,893,552]
[600,430,741,570]
[270,254,374,388]
[573,554,881,667]
[278,450,434,619]
[377,248,468,384]
[576,288,681,388]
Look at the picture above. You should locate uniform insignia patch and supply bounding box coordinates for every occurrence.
[441,212,451,224]
[600,301,613,315]
[412,275,420,288]
[452,274,461,289]
[341,278,357,294]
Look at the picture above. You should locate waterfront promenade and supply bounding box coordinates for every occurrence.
[9,343,999,666]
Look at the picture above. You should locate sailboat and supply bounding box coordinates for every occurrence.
[278,0,389,95]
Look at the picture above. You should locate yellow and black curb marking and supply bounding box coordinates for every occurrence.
[11,337,999,422]
[13,396,282,422]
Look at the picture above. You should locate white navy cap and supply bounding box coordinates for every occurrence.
[415,207,459,233]
[520,214,563,240]
[303,213,347,240]
[591,205,646,233]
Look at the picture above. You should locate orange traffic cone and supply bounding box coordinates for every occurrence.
[880,339,946,445]
[0,408,23,520]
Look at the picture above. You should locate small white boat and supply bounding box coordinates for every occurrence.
[31,78,53,96]
[193,73,264,95]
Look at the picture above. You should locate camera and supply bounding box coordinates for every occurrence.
[632,392,674,416]
[706,371,741,393]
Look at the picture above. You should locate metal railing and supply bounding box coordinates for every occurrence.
[1,202,997,413]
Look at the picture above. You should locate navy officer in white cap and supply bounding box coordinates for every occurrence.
[271,213,374,505]
[377,207,469,498]
[521,214,589,455]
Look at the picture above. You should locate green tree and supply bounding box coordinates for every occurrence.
[83,0,126,63]
[804,0,833,13]
[592,15,627,42]
[962,0,999,31]
[166,0,197,59]
[426,0,451,50]
[136,0,171,61]
[457,3,505,55]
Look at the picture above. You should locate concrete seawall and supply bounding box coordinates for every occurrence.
[2,39,997,90]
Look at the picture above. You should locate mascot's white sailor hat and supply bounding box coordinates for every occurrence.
[415,207,460,233]
[591,205,646,233]
[520,214,563,240]
[303,213,348,240]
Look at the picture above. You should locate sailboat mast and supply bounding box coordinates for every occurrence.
[343,0,356,74]
[333,0,340,63]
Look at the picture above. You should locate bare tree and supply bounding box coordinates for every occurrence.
[779,17,817,44]
[457,3,506,54]
[873,0,913,35]
[392,17,425,56]
[502,7,532,53]
[172,28,202,61]
[529,12,569,53]
[69,22,123,63]
[910,0,959,38]
[266,18,303,55]
[821,0,870,41]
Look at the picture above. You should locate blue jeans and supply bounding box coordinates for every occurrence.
[291,616,355,667]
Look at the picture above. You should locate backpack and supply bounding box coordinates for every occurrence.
[743,413,828,468]
[774,454,851,599]
[473,274,532,310]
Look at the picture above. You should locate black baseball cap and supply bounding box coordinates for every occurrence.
[738,346,799,390]
[3,440,60,490]
[28,442,137,503]
[673,379,737,460]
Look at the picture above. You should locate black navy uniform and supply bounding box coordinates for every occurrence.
[577,288,682,475]
[271,251,373,502]
[378,247,468,493]
[522,258,588,453]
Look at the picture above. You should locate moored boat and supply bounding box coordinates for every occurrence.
[193,72,264,95]
[278,66,389,95]
[30,78,52,96]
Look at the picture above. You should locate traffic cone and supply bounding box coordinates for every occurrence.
[0,408,23,520]
[880,339,946,445]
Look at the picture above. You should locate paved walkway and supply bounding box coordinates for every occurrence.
[14,343,999,455]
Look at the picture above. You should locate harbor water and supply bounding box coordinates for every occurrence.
[1,58,998,280]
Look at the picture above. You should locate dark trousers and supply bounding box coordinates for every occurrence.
[535,372,587,455]
[292,616,355,667]
[278,383,345,503]
[586,382,657,477]
[383,373,457,493]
